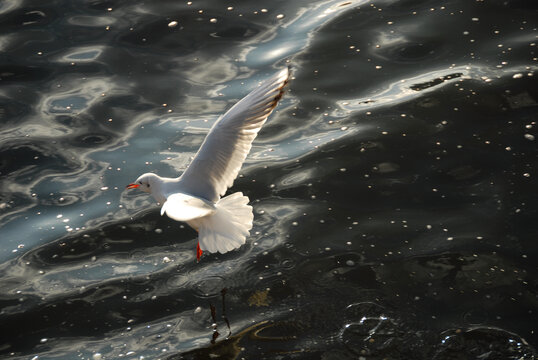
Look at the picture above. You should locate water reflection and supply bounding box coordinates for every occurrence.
[246,0,369,66]
[0,0,537,358]
[334,66,470,115]
[67,16,114,27]
[59,46,104,62]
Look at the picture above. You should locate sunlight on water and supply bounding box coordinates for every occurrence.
[0,0,537,358]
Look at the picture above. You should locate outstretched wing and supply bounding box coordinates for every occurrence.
[178,68,290,203]
[161,193,216,222]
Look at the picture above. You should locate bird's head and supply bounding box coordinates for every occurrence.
[126,173,158,194]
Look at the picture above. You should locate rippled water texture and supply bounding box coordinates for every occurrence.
[1,0,537,359]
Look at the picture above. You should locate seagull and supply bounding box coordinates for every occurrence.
[127,68,290,261]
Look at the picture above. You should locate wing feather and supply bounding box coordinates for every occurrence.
[161,193,216,222]
[178,68,290,202]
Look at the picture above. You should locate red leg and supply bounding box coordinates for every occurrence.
[196,242,203,262]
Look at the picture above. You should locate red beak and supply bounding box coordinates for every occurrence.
[126,183,140,189]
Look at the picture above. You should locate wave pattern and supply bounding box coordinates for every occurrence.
[0,0,537,358]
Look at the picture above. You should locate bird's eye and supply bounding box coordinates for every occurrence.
[139,181,142,184]
[147,184,150,187]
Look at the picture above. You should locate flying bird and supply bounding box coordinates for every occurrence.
[127,68,290,261]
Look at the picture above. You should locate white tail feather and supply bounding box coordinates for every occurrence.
[196,192,253,254]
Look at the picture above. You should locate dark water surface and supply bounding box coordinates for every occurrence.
[1,0,537,359]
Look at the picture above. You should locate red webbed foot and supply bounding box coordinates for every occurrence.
[196,242,203,262]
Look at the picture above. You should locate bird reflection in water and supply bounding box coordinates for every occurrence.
[209,288,231,344]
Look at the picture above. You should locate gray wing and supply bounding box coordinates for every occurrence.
[178,68,290,203]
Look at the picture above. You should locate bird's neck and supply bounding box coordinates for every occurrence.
[152,177,180,204]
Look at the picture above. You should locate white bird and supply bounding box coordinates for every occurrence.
[127,68,290,261]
